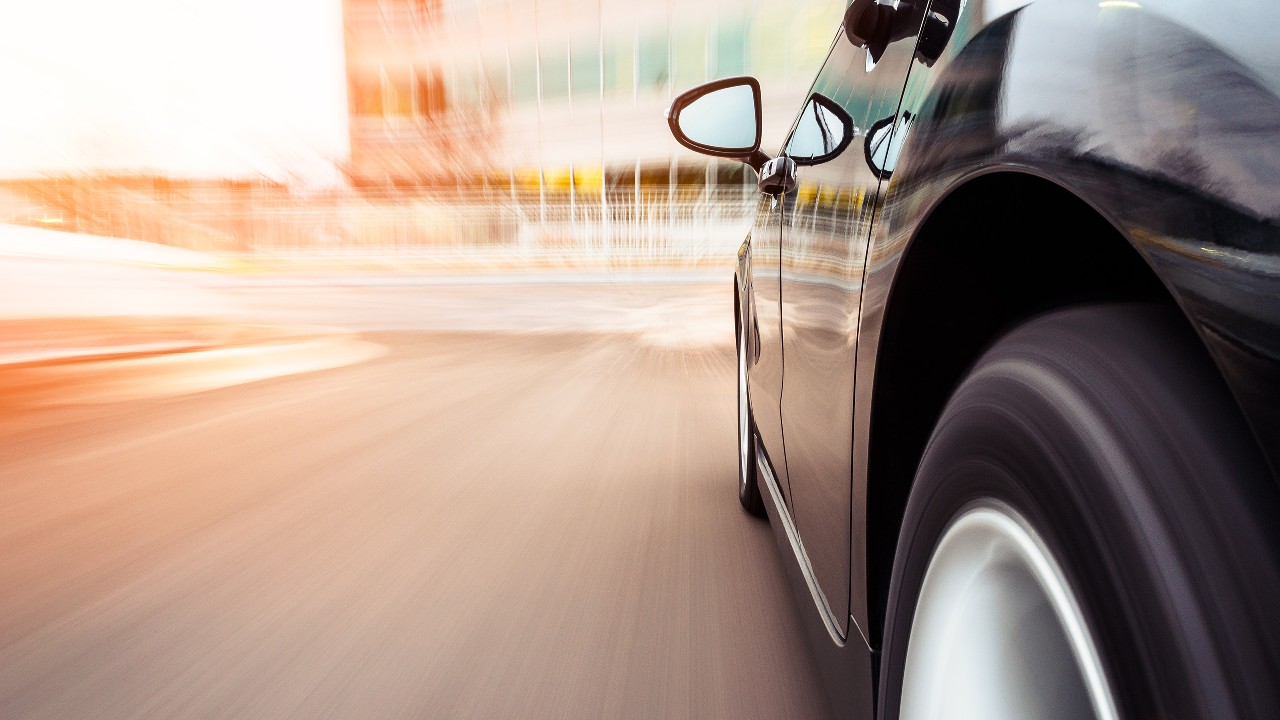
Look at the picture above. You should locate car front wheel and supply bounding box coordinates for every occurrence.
[879,304,1280,720]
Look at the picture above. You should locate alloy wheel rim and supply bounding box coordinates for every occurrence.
[899,503,1118,720]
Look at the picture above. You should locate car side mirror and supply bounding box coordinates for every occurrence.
[667,77,768,171]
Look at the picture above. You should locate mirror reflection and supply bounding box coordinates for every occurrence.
[865,112,913,177]
[676,84,758,152]
[785,94,854,165]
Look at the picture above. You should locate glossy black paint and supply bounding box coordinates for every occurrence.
[743,191,788,500]
[778,4,924,648]
[726,1,1280,718]
[864,0,1280,646]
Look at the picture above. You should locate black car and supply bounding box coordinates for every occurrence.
[667,1,1280,718]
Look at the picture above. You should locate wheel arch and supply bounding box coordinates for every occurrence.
[863,168,1219,644]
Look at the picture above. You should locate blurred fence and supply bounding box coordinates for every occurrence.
[2,183,757,268]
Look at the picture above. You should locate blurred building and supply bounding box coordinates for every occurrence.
[342,0,844,197]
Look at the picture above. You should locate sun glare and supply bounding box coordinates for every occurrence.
[0,0,348,183]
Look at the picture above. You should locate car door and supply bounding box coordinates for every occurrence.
[777,9,925,640]
[747,186,788,496]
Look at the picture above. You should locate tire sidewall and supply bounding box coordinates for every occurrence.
[879,390,1174,720]
[878,306,1280,720]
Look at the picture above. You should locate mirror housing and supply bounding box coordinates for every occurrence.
[667,77,769,171]
[758,156,797,196]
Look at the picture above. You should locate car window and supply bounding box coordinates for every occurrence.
[784,94,855,166]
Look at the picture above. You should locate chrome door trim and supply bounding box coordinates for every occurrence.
[758,452,848,645]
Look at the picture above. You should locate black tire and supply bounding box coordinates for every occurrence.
[879,304,1280,720]
[737,293,765,517]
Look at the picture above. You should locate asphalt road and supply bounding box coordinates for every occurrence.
[0,279,832,719]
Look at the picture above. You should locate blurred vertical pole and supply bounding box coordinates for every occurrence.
[665,3,675,256]
[567,31,577,248]
[473,51,492,209]
[502,7,522,247]
[747,0,759,207]
[632,23,641,260]
[598,0,609,264]
[706,3,716,251]
[534,0,547,227]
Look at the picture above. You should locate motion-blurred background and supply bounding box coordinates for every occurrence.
[0,2,844,718]
[1,0,840,269]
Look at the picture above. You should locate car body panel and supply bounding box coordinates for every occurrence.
[778,8,926,646]
[746,192,789,498]
[756,451,875,720]
[732,0,1280,716]
[857,0,1280,641]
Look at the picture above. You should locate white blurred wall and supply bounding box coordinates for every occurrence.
[0,0,349,185]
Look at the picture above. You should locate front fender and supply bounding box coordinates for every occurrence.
[854,0,1280,640]
[894,0,1280,477]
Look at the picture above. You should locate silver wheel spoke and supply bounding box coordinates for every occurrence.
[900,505,1117,720]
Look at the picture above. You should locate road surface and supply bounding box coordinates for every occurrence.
[0,278,833,719]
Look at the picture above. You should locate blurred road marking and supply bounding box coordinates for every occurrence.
[7,336,386,412]
[53,392,329,467]
[218,269,731,287]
